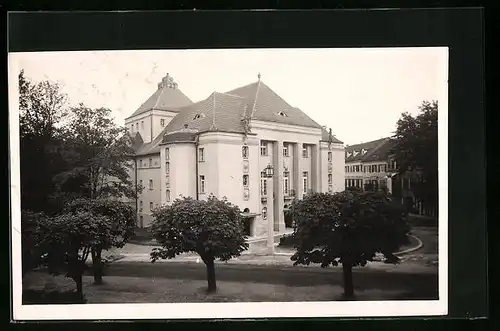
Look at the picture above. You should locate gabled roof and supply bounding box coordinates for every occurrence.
[345,137,394,162]
[125,74,193,120]
[225,81,323,129]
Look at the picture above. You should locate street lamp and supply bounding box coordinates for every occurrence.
[263,164,275,255]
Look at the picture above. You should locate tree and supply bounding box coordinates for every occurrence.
[38,211,113,301]
[391,100,438,215]
[53,104,138,201]
[52,104,141,283]
[18,70,69,214]
[290,190,409,298]
[21,211,46,277]
[150,196,249,293]
[63,198,136,284]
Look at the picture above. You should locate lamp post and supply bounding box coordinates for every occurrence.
[264,164,275,255]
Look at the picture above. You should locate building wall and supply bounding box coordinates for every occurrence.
[136,153,161,227]
[161,142,197,204]
[345,160,390,190]
[126,110,178,143]
[320,142,346,193]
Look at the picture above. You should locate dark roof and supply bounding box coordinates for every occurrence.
[125,74,193,120]
[163,92,248,134]
[226,81,323,129]
[131,132,144,152]
[345,137,394,162]
[161,130,198,144]
[320,127,344,144]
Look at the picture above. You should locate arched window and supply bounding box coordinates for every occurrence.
[262,207,267,220]
[243,208,250,213]
[242,145,249,159]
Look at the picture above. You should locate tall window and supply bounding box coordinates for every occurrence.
[283,143,289,157]
[260,171,267,196]
[260,141,267,156]
[141,121,144,129]
[242,146,249,159]
[302,171,308,194]
[139,215,143,227]
[149,202,153,211]
[136,123,138,131]
[131,125,134,132]
[383,164,387,172]
[139,179,143,188]
[165,162,170,174]
[139,159,143,168]
[345,166,348,173]
[166,189,171,202]
[160,119,165,127]
[302,144,308,158]
[139,200,143,212]
[165,148,170,161]
[262,207,267,220]
[149,158,152,167]
[198,148,205,162]
[328,151,332,162]
[199,175,205,194]
[149,179,153,190]
[328,174,333,185]
[243,175,249,187]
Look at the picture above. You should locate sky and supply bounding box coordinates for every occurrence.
[10,48,447,145]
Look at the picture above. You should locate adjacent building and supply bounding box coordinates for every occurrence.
[125,73,345,238]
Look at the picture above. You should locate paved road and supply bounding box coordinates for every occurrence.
[96,261,438,299]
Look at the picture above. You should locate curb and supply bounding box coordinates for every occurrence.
[395,234,423,256]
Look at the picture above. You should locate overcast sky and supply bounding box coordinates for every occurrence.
[11,48,447,145]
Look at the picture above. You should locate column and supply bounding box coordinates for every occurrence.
[294,143,305,199]
[273,140,286,232]
[266,170,275,254]
[311,144,320,192]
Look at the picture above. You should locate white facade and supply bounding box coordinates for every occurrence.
[127,73,346,239]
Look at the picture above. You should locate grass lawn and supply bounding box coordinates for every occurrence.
[23,271,418,304]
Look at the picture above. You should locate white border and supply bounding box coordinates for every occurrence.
[9,47,449,320]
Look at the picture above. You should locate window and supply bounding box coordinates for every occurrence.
[149,158,152,167]
[139,215,143,227]
[193,113,203,120]
[328,151,332,162]
[131,125,134,132]
[283,173,289,196]
[149,202,153,211]
[328,174,333,185]
[302,144,308,158]
[149,179,153,190]
[198,148,205,162]
[243,175,249,187]
[345,166,348,173]
[166,189,171,202]
[139,180,143,188]
[278,111,287,117]
[165,148,170,161]
[242,146,249,159]
[283,143,289,157]
[262,207,267,220]
[302,172,308,194]
[260,141,267,156]
[199,175,205,194]
[140,121,143,129]
[139,159,143,168]
[345,179,348,188]
[160,119,165,127]
[383,164,387,172]
[380,179,387,188]
[165,162,170,174]
[260,178,267,196]
[139,201,143,212]
[136,123,138,131]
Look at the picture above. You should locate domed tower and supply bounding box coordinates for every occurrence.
[125,73,193,143]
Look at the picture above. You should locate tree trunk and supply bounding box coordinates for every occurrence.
[342,262,355,299]
[73,273,84,303]
[91,248,103,285]
[205,258,217,293]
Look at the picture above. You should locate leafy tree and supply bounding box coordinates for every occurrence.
[52,104,141,282]
[18,70,69,214]
[53,104,138,201]
[150,195,249,293]
[290,190,409,298]
[391,100,438,215]
[63,198,136,284]
[38,211,113,301]
[21,211,46,276]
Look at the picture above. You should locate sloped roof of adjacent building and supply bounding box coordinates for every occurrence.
[345,137,394,162]
[125,74,193,120]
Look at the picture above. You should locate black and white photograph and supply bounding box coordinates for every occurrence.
[10,46,448,320]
